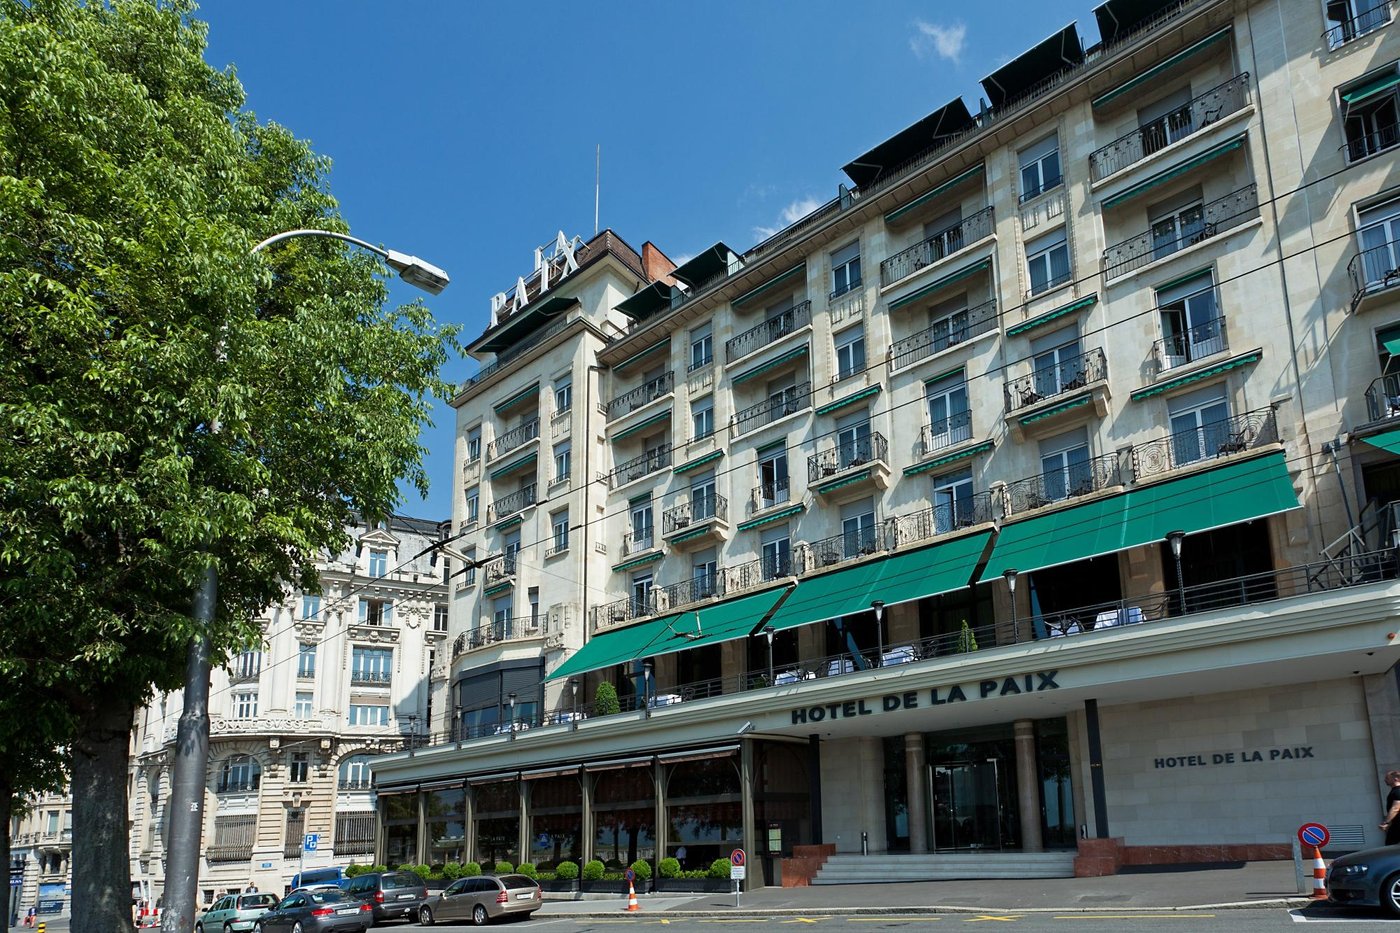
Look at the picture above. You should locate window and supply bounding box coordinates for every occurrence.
[630,571,654,615]
[359,598,392,626]
[339,754,374,790]
[504,531,521,571]
[925,371,971,451]
[760,526,792,580]
[348,704,390,727]
[491,595,513,637]
[1148,187,1207,261]
[528,587,540,631]
[1026,227,1070,295]
[297,642,317,679]
[288,753,309,784]
[232,691,258,720]
[462,547,477,587]
[45,811,58,835]
[553,441,571,483]
[840,497,878,558]
[1030,328,1083,400]
[693,548,719,599]
[300,595,321,620]
[1359,197,1400,288]
[219,755,261,793]
[691,395,714,441]
[1138,86,1194,157]
[830,241,862,298]
[932,468,975,533]
[766,379,804,421]
[757,447,789,509]
[368,548,388,578]
[630,499,655,552]
[294,692,314,720]
[233,648,261,681]
[1168,384,1231,465]
[467,426,482,462]
[1019,133,1062,202]
[550,510,570,553]
[1326,0,1394,49]
[1157,272,1223,368]
[922,207,965,261]
[1039,427,1092,501]
[690,322,714,371]
[833,326,866,381]
[352,647,393,684]
[690,470,718,522]
[926,298,972,355]
[835,411,874,470]
[554,378,572,413]
[465,486,480,524]
[433,604,449,632]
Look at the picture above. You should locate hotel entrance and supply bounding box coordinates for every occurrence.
[931,758,1008,850]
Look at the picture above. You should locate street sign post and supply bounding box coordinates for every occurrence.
[298,833,320,892]
[1298,823,1330,849]
[729,849,746,907]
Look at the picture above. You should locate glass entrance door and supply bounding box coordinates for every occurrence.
[929,759,1005,851]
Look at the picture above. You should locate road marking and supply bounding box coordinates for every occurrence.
[1053,916,1217,921]
[1287,908,1397,923]
[847,918,941,923]
[780,920,828,924]
[964,917,1020,923]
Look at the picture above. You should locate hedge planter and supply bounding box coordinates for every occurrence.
[537,879,579,894]
[653,877,734,893]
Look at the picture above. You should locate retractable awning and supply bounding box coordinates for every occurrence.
[615,281,674,320]
[476,296,578,354]
[671,243,739,288]
[1101,136,1246,210]
[981,23,1084,109]
[732,264,806,309]
[842,98,977,189]
[1359,429,1400,455]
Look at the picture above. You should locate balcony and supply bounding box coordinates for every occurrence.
[1005,347,1108,412]
[350,670,392,688]
[890,493,999,548]
[1103,184,1259,280]
[1349,235,1400,312]
[1153,313,1228,372]
[657,572,725,611]
[749,476,791,515]
[487,418,540,461]
[484,556,516,585]
[662,493,729,546]
[621,527,658,557]
[462,315,574,392]
[1367,374,1400,422]
[1131,407,1279,481]
[732,383,812,436]
[215,778,259,795]
[1090,73,1251,182]
[486,484,537,523]
[890,299,996,370]
[920,410,974,456]
[807,432,890,497]
[725,301,812,364]
[338,778,374,791]
[722,554,793,594]
[605,371,674,421]
[799,527,883,572]
[1343,121,1400,164]
[593,594,659,630]
[608,443,672,489]
[879,207,995,287]
[229,666,260,685]
[1324,0,1393,49]
[1003,453,1123,515]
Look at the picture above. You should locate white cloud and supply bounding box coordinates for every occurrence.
[910,21,966,64]
[752,196,823,240]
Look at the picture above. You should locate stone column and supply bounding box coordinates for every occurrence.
[580,772,594,867]
[1013,719,1043,852]
[904,734,928,853]
[741,741,759,889]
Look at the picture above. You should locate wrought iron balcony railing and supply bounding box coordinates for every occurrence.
[879,207,995,287]
[890,299,996,370]
[1090,73,1251,181]
[594,594,659,629]
[1103,184,1259,280]
[1130,407,1279,480]
[1153,312,1228,372]
[663,493,726,534]
[338,779,374,791]
[462,315,574,391]
[725,301,812,364]
[828,279,862,303]
[1349,235,1400,310]
[608,443,672,488]
[485,555,516,584]
[487,418,540,460]
[1003,453,1123,515]
[920,410,974,456]
[800,527,882,572]
[722,553,793,593]
[605,371,674,421]
[1343,122,1400,163]
[486,484,537,523]
[732,382,812,436]
[807,432,888,482]
[215,779,259,794]
[350,670,392,687]
[750,476,791,514]
[889,492,999,547]
[621,527,656,556]
[658,572,725,610]
[1367,374,1400,422]
[1005,347,1108,411]
[1324,0,1393,48]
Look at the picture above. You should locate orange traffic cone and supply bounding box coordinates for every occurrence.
[626,879,641,912]
[1312,846,1328,900]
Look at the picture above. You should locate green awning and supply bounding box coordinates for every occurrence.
[1092,28,1232,108]
[1343,71,1400,105]
[1360,430,1400,454]
[885,164,986,225]
[674,450,724,475]
[493,383,540,415]
[1102,136,1246,210]
[732,345,810,385]
[1154,266,1213,293]
[546,613,684,681]
[732,264,806,309]
[483,582,513,597]
[613,410,672,441]
[904,440,993,477]
[1130,350,1261,400]
[1020,395,1093,426]
[815,384,882,416]
[492,515,523,532]
[889,258,992,311]
[737,503,805,532]
[1007,294,1098,337]
[815,469,872,495]
[765,531,993,633]
[614,339,670,374]
[489,453,537,481]
[615,281,674,320]
[1385,338,1400,357]
[978,451,1298,581]
[612,551,663,574]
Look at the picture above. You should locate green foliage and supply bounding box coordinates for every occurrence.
[581,860,605,882]
[514,863,537,879]
[442,862,463,880]
[492,861,513,874]
[956,620,979,654]
[397,864,414,872]
[461,862,481,877]
[708,858,732,880]
[657,857,680,879]
[553,861,579,881]
[593,682,620,717]
[413,864,432,881]
[629,860,652,881]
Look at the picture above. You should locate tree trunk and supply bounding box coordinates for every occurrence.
[70,699,136,932]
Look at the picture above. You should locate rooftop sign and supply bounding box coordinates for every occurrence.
[490,231,583,326]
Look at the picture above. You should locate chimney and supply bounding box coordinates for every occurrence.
[641,242,678,286]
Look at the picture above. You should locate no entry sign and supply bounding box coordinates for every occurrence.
[1298,822,1330,848]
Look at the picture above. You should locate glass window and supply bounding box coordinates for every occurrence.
[233,648,261,680]
[932,468,975,534]
[349,704,389,726]
[840,497,878,557]
[1019,133,1062,201]
[300,595,321,620]
[1148,187,1206,261]
[1030,329,1083,400]
[757,448,789,509]
[232,691,257,720]
[434,604,449,632]
[760,525,792,580]
[339,754,374,789]
[294,692,314,719]
[551,510,570,553]
[465,486,480,524]
[1359,197,1400,288]
[359,598,391,626]
[463,547,477,587]
[492,596,513,636]
[692,548,718,599]
[691,395,714,441]
[553,441,571,483]
[630,499,654,552]
[690,322,714,371]
[1167,383,1231,465]
[925,371,971,451]
[1137,86,1194,156]
[835,411,873,470]
[554,378,572,413]
[1039,427,1092,501]
[1026,227,1070,295]
[1326,0,1395,48]
[297,642,317,678]
[289,752,309,784]
[690,470,717,522]
[1157,272,1222,367]
[467,426,482,462]
[833,326,867,381]
[631,571,654,615]
[368,549,388,578]
[219,755,261,792]
[926,298,972,355]
[352,647,393,684]
[830,241,862,298]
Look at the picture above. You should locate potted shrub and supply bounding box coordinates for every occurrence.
[462,861,482,877]
[539,860,579,894]
[594,682,620,717]
[580,859,613,894]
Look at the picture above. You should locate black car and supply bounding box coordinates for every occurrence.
[344,870,430,924]
[252,889,371,932]
[1327,843,1400,915]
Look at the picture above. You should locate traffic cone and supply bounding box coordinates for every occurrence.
[626,879,640,912]
[1312,846,1328,900]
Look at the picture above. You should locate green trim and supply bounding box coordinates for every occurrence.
[925,365,966,387]
[1019,394,1092,426]
[1343,71,1400,104]
[815,384,882,416]
[492,514,524,532]
[1007,294,1098,337]
[756,440,786,455]
[1385,338,1400,357]
[816,469,872,495]
[614,339,670,374]
[664,527,712,545]
[493,383,540,415]
[1360,429,1400,454]
[737,503,805,532]
[885,164,986,224]
[673,450,724,475]
[483,582,513,597]
[904,440,993,476]
[612,409,672,441]
[731,345,810,385]
[612,550,664,573]
[889,258,992,311]
[1154,267,1214,294]
[1093,28,1233,108]
[1131,350,1261,400]
[731,264,806,308]
[1102,136,1246,210]
[489,453,537,481]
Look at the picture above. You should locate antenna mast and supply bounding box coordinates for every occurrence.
[594,144,601,235]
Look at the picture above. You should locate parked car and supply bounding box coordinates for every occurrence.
[416,874,542,926]
[251,889,372,932]
[196,892,280,933]
[1328,843,1400,915]
[291,867,348,891]
[343,870,430,924]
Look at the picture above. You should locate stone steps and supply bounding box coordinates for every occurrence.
[812,851,1077,884]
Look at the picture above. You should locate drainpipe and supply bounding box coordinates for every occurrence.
[583,364,605,646]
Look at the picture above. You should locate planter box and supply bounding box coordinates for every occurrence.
[654,877,733,893]
[579,879,632,895]
[537,879,579,893]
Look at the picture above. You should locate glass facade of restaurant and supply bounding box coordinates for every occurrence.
[526,774,583,869]
[592,765,655,868]
[474,778,520,867]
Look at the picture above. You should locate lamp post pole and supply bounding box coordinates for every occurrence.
[507,692,517,738]
[1004,570,1020,642]
[162,230,448,933]
[871,601,885,666]
[569,677,580,727]
[1166,531,1186,614]
[763,625,775,684]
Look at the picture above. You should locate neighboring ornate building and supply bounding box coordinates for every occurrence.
[8,791,72,921]
[127,513,450,902]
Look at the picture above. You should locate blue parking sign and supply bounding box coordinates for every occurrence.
[303,833,319,852]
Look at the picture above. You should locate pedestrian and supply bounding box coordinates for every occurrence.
[245,881,258,893]
[1381,770,1400,845]
[24,906,34,927]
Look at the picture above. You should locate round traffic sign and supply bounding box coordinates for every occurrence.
[624,868,636,882]
[1298,822,1330,848]
[730,848,746,866]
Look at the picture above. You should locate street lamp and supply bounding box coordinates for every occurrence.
[871,601,885,665]
[1003,569,1020,642]
[163,229,450,933]
[452,704,462,743]
[507,692,517,738]
[569,677,580,728]
[1166,531,1186,615]
[762,625,776,684]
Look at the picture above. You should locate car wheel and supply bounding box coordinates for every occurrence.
[1384,872,1400,917]
[472,903,489,926]
[224,924,234,933]
[252,925,264,933]
[195,925,204,933]
[418,904,435,926]
[292,923,305,933]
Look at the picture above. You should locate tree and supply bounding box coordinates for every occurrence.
[594,682,621,717]
[0,1,458,928]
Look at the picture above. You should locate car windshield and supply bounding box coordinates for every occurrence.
[382,872,421,889]
[238,894,279,909]
[308,890,347,904]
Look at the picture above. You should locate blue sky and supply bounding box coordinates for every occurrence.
[197,0,1089,521]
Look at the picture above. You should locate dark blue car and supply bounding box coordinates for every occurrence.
[1327,843,1400,915]
[251,889,371,933]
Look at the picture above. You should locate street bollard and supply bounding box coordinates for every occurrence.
[861,831,869,856]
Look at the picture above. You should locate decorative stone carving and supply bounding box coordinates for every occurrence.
[348,624,400,644]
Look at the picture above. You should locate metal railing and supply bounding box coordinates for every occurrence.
[725,301,812,363]
[487,418,540,460]
[1153,312,1228,372]
[808,432,888,482]
[732,382,812,435]
[722,554,793,594]
[1130,406,1278,480]
[750,476,791,514]
[486,485,537,523]
[608,443,672,488]
[1090,73,1251,181]
[920,410,974,456]
[1324,0,1393,48]
[1003,452,1123,515]
[350,670,392,687]
[828,279,863,304]
[663,493,726,533]
[890,299,996,371]
[800,527,882,572]
[1005,347,1108,411]
[462,314,574,391]
[485,556,516,584]
[454,615,547,653]
[1367,374,1400,422]
[890,492,999,547]
[215,779,259,794]
[1104,184,1259,280]
[338,779,374,791]
[594,594,660,629]
[1343,122,1400,163]
[605,371,674,421]
[621,527,656,556]
[658,572,725,610]
[879,207,995,287]
[1348,235,1400,310]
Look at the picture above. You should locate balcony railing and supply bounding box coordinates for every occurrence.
[722,554,793,593]
[605,371,674,421]
[1003,453,1123,515]
[486,484,537,522]
[890,492,999,547]
[454,615,547,654]
[622,527,657,556]
[487,418,540,460]
[890,299,996,370]
[732,383,812,436]
[1005,347,1108,411]
[1103,184,1259,280]
[462,314,574,391]
[594,594,659,629]
[1089,73,1251,181]
[215,778,259,794]
[485,556,516,585]
[663,493,726,534]
[800,527,882,571]
[1343,122,1400,163]
[1348,235,1400,310]
[1367,374,1400,422]
[1131,406,1279,480]
[725,301,812,363]
[879,207,995,287]
[808,432,888,482]
[920,410,974,456]
[1154,312,1228,372]
[750,476,791,514]
[1324,0,1393,49]
[350,670,391,688]
[608,444,672,488]
[338,778,374,791]
[229,666,260,685]
[657,572,725,610]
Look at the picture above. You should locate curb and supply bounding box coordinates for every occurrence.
[540,897,1314,918]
